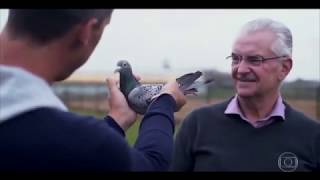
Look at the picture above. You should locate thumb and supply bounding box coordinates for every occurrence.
[106,77,119,94]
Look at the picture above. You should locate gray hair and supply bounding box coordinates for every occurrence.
[238,18,292,57]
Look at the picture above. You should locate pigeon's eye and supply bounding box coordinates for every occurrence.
[123,63,127,67]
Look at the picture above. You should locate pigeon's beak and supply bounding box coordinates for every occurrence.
[115,62,123,73]
[114,68,120,73]
[117,61,123,66]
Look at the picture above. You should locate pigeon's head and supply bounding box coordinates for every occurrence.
[115,60,132,73]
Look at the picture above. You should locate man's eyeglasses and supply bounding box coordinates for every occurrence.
[226,53,287,66]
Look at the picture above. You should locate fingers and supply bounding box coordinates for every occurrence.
[106,76,119,95]
[159,79,186,112]
[133,74,141,81]
[164,79,179,89]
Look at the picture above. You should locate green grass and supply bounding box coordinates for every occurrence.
[125,120,140,146]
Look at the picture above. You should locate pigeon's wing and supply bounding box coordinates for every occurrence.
[128,84,164,114]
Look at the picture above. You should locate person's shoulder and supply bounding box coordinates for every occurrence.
[284,102,320,130]
[11,107,123,140]
[21,107,100,125]
[18,108,130,154]
[2,107,131,170]
[285,102,319,123]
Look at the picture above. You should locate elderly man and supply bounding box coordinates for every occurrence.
[171,18,320,171]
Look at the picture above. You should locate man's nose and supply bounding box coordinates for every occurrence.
[236,59,251,73]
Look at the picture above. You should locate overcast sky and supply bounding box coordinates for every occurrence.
[0,9,319,81]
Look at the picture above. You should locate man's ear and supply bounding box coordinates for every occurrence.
[279,58,292,81]
[78,18,99,46]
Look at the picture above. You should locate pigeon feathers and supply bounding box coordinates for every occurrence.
[114,60,213,114]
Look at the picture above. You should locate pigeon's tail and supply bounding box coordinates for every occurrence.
[183,78,215,95]
[176,71,214,95]
[176,71,202,90]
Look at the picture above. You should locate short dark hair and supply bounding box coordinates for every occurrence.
[7,9,113,44]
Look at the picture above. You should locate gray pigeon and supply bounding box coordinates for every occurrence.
[115,60,213,114]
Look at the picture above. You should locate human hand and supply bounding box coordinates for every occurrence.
[153,79,187,112]
[106,74,140,131]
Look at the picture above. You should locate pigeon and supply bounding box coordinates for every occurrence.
[115,60,214,114]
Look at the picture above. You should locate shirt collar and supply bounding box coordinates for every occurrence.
[224,94,286,121]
